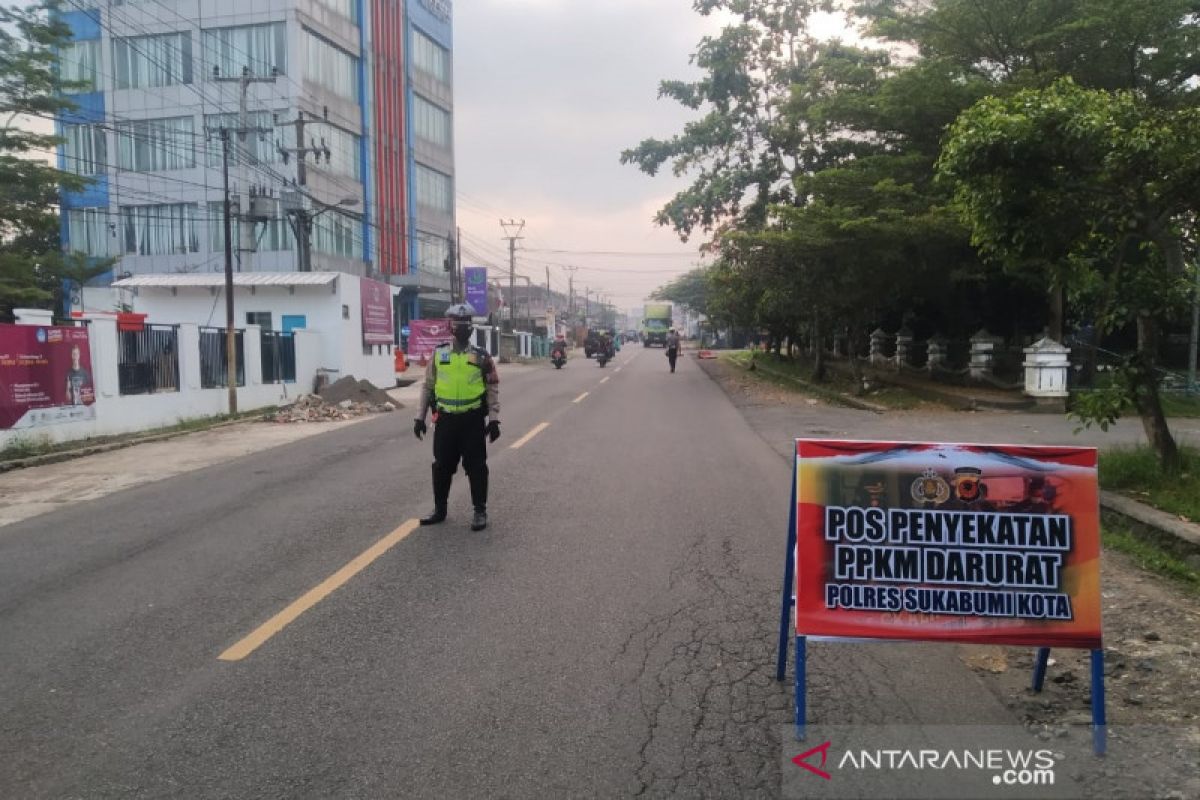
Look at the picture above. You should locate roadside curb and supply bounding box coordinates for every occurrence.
[0,417,250,475]
[1100,490,1200,550]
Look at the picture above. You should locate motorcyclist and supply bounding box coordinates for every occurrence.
[551,334,567,356]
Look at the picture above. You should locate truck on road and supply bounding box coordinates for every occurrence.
[640,303,673,347]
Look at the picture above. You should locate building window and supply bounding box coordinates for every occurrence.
[59,40,99,93]
[313,210,358,259]
[62,123,107,175]
[309,123,361,180]
[116,116,195,172]
[411,28,448,83]
[113,32,193,89]
[121,203,199,255]
[204,111,280,167]
[202,23,286,80]
[413,94,450,147]
[415,163,452,214]
[66,208,116,257]
[207,201,293,253]
[303,31,359,100]
[246,311,273,330]
[415,234,449,273]
[314,0,358,23]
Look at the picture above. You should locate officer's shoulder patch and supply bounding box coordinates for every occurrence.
[438,349,452,364]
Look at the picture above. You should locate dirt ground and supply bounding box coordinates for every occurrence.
[701,355,1200,799]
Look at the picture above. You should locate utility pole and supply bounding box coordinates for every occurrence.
[209,68,275,415]
[445,231,457,303]
[565,265,578,321]
[278,109,336,272]
[219,129,238,415]
[456,227,463,305]
[1190,261,1200,394]
[500,219,525,331]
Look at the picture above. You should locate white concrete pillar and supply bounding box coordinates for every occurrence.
[894,327,914,370]
[293,329,321,394]
[1024,337,1071,401]
[87,317,120,400]
[178,323,202,392]
[243,324,263,387]
[869,328,889,365]
[926,335,948,373]
[969,328,1003,380]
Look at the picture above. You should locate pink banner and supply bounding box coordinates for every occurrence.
[361,278,395,345]
[0,324,96,429]
[408,319,450,361]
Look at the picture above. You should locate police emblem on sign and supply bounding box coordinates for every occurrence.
[911,468,951,505]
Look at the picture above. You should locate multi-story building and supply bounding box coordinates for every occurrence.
[56,0,455,325]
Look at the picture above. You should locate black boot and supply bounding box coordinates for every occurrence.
[468,466,489,531]
[421,464,452,525]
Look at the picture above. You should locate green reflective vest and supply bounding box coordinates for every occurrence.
[434,347,486,412]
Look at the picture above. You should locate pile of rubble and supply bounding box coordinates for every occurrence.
[268,376,401,423]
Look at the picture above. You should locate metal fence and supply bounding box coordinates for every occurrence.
[260,330,296,384]
[199,327,245,388]
[118,324,180,395]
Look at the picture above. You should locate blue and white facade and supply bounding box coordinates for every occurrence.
[56,0,455,318]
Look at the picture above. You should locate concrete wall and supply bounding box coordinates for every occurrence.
[0,318,292,450]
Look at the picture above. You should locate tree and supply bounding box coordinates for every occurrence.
[938,78,1200,471]
[0,0,99,318]
[651,267,712,316]
[620,0,833,241]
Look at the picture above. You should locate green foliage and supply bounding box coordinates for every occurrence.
[1070,371,1134,432]
[651,267,712,315]
[620,0,833,240]
[1102,524,1200,594]
[630,0,1200,416]
[0,1,95,318]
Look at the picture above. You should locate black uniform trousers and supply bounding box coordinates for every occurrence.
[667,346,679,372]
[431,406,489,512]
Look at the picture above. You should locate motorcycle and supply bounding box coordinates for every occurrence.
[551,345,567,369]
[596,343,612,368]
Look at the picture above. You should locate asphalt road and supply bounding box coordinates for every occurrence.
[0,347,1061,798]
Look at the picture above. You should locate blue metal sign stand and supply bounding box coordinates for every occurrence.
[1031,646,1108,755]
[775,448,1108,756]
[774,457,805,740]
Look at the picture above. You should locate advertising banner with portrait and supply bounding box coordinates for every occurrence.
[0,324,97,429]
[361,278,395,345]
[793,440,1102,649]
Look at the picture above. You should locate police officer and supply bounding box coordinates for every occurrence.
[412,303,500,531]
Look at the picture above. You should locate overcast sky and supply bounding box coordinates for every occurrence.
[452,1,854,312]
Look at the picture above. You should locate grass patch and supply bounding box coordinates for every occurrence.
[1160,393,1200,418]
[1102,523,1200,594]
[1099,445,1200,522]
[721,351,931,409]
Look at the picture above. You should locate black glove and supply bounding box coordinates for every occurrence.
[487,420,501,443]
[413,418,427,440]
